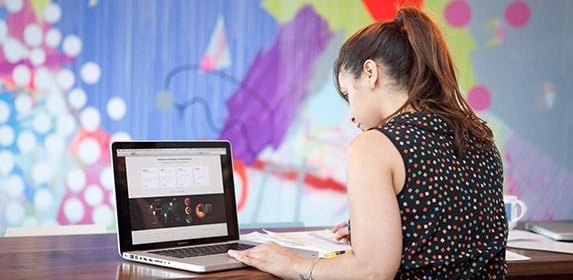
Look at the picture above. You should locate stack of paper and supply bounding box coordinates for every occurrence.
[241,229,352,258]
[508,229,573,254]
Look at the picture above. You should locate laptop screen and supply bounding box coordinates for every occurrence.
[111,141,240,251]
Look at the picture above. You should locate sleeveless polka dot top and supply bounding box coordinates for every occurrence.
[376,112,508,279]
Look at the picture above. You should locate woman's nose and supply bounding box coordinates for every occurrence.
[350,116,356,123]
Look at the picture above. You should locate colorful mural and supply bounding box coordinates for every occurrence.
[0,0,571,236]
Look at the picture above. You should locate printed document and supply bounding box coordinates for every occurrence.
[241,229,351,258]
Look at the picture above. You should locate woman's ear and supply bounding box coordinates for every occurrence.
[363,59,378,89]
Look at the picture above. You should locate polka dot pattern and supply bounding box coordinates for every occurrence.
[378,112,507,278]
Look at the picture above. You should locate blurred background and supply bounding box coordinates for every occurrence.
[0,0,571,236]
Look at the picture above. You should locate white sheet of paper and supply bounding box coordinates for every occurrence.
[506,249,530,261]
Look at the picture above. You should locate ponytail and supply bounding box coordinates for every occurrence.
[395,8,493,156]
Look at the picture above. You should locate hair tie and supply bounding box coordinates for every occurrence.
[395,13,404,26]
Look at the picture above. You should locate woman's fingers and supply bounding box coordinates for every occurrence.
[331,220,349,232]
[229,247,264,269]
[334,229,349,241]
[228,241,305,279]
[227,249,246,261]
[332,220,350,242]
[228,241,277,264]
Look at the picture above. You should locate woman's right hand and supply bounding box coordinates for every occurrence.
[331,220,350,244]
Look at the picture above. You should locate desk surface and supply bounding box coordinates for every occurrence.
[0,232,276,280]
[1,230,572,279]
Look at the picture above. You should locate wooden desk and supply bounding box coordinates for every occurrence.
[0,233,277,279]
[507,247,573,280]
[1,231,572,279]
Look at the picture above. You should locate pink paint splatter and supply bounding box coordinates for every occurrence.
[505,0,531,28]
[467,85,491,112]
[444,0,472,28]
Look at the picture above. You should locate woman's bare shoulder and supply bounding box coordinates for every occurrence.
[348,129,398,157]
[348,129,405,193]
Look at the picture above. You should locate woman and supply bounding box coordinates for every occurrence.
[229,7,507,279]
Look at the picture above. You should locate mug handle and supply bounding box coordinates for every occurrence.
[513,200,527,221]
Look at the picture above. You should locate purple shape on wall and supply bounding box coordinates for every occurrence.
[504,134,573,221]
[219,6,332,164]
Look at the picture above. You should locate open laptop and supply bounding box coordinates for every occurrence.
[111,140,318,273]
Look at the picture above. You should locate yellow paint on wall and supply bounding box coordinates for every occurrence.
[262,0,373,39]
[30,0,50,22]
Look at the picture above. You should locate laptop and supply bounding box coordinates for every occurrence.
[525,221,573,241]
[111,140,318,273]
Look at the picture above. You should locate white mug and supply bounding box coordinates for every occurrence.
[503,194,527,230]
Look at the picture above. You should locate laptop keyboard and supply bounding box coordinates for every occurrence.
[152,242,255,258]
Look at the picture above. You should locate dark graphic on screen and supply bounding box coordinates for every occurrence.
[129,194,226,230]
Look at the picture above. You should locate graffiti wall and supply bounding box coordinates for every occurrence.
[0,0,571,235]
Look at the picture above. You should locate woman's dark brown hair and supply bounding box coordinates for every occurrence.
[333,7,494,156]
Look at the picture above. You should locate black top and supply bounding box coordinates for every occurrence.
[376,112,507,279]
